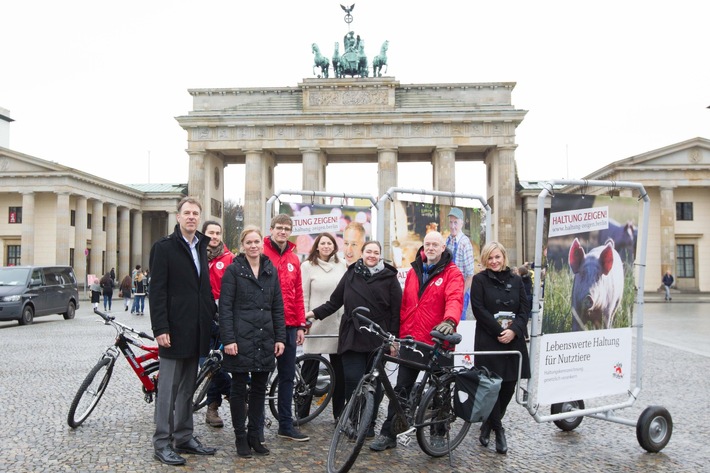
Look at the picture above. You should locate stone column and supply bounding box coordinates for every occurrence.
[244,149,275,228]
[74,196,88,287]
[166,210,177,235]
[132,210,143,270]
[524,199,537,264]
[188,151,206,207]
[494,146,518,263]
[378,147,398,258]
[106,203,118,276]
[20,192,35,265]
[55,192,71,265]
[118,207,131,278]
[660,186,675,274]
[90,200,104,276]
[432,146,457,193]
[301,148,325,198]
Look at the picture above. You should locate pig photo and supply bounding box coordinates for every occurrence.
[568,238,624,331]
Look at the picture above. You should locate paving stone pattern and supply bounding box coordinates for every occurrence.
[0,300,708,473]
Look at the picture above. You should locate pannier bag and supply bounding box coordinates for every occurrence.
[453,366,502,423]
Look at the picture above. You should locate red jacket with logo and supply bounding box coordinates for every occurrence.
[263,237,307,328]
[400,247,464,344]
[207,245,234,301]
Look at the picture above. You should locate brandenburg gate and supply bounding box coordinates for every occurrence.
[176,77,526,261]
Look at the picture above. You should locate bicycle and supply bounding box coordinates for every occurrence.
[67,308,159,428]
[327,307,470,473]
[193,344,336,426]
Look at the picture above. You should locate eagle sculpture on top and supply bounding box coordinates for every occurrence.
[340,4,355,14]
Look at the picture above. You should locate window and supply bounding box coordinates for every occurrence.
[71,210,76,227]
[6,245,21,266]
[70,248,75,268]
[676,244,695,278]
[102,216,106,231]
[87,213,92,229]
[676,202,693,221]
[8,207,22,224]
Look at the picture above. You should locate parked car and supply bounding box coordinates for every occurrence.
[0,266,80,325]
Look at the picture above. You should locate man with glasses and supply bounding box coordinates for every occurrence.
[446,207,475,319]
[263,214,310,441]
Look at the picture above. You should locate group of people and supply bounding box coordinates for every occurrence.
[146,196,531,467]
[90,266,148,315]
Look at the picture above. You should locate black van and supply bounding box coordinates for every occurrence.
[0,266,80,325]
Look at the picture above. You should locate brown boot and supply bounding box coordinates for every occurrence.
[206,401,224,427]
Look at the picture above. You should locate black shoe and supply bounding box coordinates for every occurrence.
[479,422,492,447]
[248,435,270,455]
[236,435,252,458]
[366,424,375,439]
[153,446,186,465]
[174,436,217,455]
[494,428,508,454]
[277,428,310,441]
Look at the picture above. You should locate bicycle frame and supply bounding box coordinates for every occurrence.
[96,309,159,399]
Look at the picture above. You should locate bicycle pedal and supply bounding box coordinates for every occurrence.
[396,428,416,446]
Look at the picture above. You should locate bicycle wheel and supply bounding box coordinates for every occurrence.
[415,375,471,457]
[294,354,335,425]
[67,356,115,428]
[327,380,374,473]
[193,362,218,412]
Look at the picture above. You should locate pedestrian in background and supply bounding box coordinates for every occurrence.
[90,278,101,310]
[662,270,674,301]
[119,275,133,312]
[100,272,114,312]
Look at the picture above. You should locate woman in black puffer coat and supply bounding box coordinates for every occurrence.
[471,241,531,456]
[219,225,286,458]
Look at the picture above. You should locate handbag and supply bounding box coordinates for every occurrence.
[118,290,123,298]
[453,366,502,423]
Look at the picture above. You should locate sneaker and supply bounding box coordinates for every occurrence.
[125,306,128,311]
[430,435,447,449]
[277,428,310,442]
[369,435,396,451]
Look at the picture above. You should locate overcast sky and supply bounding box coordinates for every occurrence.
[3,0,709,204]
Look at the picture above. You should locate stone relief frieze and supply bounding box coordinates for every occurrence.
[314,126,326,137]
[217,128,229,140]
[470,124,483,136]
[688,148,702,163]
[308,89,389,107]
[198,128,210,139]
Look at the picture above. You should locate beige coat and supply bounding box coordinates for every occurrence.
[301,256,347,354]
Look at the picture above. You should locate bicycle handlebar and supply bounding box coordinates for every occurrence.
[352,306,462,352]
[93,308,155,341]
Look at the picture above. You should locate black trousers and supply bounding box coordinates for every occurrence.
[229,371,268,437]
[483,379,516,431]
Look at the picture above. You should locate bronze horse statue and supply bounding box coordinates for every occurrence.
[312,43,330,78]
[373,40,389,77]
[332,42,342,78]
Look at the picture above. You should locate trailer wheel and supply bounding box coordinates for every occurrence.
[636,406,672,452]
[551,399,585,431]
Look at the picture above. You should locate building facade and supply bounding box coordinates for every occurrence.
[0,146,186,288]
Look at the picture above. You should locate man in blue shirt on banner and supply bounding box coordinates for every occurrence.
[446,207,475,319]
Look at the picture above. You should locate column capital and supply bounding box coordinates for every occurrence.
[299,147,321,154]
[377,146,399,153]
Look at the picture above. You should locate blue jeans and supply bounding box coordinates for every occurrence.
[276,327,298,431]
[102,294,112,310]
[664,285,671,300]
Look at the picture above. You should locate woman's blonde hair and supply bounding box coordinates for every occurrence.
[239,225,263,252]
[480,241,509,270]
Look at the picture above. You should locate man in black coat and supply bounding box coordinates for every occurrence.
[149,197,218,466]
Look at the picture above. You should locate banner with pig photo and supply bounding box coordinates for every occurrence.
[537,194,638,405]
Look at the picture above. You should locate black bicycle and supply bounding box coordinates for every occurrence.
[327,307,471,473]
[193,344,336,426]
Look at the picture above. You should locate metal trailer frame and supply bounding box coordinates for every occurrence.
[265,189,379,232]
[524,179,672,452]
[375,187,491,244]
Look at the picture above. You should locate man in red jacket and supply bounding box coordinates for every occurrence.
[262,214,310,442]
[370,230,463,451]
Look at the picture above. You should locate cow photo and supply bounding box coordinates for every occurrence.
[542,194,638,333]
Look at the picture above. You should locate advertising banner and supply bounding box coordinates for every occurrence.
[278,202,373,261]
[537,194,639,404]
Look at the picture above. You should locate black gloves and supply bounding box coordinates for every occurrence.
[433,319,456,335]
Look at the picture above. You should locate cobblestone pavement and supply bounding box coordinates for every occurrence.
[0,298,708,473]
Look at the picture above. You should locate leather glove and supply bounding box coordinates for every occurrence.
[434,319,455,335]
